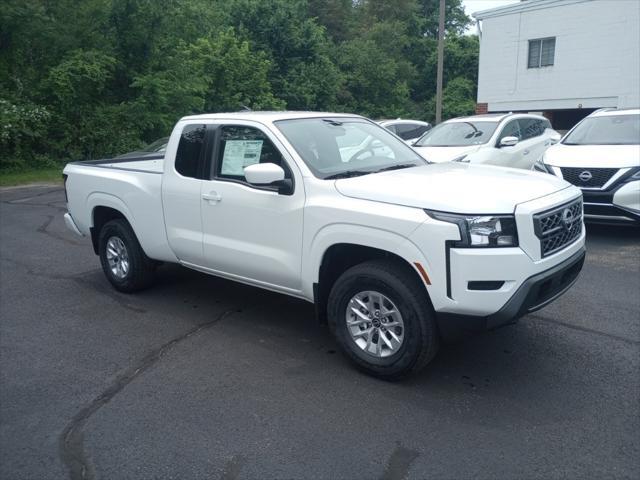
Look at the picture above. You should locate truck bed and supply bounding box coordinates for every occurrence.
[71,154,164,174]
[63,152,177,263]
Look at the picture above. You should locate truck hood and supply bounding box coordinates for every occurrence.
[334,163,570,214]
[544,143,640,168]
[412,145,480,163]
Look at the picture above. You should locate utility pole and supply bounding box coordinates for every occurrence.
[435,0,445,124]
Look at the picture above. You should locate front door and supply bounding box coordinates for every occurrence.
[200,123,305,292]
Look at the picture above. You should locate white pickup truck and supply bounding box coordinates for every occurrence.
[63,112,586,379]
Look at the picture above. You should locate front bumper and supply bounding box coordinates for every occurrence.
[582,181,640,224]
[437,247,585,340]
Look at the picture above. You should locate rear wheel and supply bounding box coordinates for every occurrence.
[327,260,439,380]
[98,219,155,293]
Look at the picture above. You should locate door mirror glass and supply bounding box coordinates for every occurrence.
[500,136,519,147]
[244,163,285,185]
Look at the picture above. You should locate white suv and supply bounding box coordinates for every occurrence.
[412,113,561,169]
[378,119,432,144]
[535,108,640,225]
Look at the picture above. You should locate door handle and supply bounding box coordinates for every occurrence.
[523,149,530,155]
[202,192,222,204]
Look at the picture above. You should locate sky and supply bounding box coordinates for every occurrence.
[462,0,520,32]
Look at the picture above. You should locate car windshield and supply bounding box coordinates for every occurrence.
[563,114,640,145]
[414,121,498,147]
[275,117,426,179]
[143,137,169,152]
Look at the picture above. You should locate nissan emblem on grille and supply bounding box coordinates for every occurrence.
[578,170,593,182]
[533,199,583,257]
[562,207,574,230]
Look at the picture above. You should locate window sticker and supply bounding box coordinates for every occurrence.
[220,140,263,176]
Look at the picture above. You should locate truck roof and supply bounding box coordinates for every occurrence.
[180,111,363,123]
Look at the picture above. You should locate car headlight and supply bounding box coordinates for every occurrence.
[452,154,469,163]
[426,211,519,247]
[624,167,640,182]
[533,157,553,174]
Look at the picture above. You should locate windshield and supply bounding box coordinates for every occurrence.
[275,117,426,179]
[143,137,169,152]
[414,121,498,147]
[563,114,640,145]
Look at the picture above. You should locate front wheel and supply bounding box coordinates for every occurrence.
[98,219,156,293]
[327,260,439,380]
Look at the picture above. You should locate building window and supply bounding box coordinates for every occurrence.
[528,37,555,68]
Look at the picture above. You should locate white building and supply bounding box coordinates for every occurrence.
[473,0,640,130]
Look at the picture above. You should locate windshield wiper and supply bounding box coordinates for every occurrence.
[324,170,371,180]
[372,163,419,173]
[322,118,344,126]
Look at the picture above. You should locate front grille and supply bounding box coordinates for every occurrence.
[534,199,583,257]
[560,167,618,188]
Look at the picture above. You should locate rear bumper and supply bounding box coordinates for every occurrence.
[64,213,84,237]
[437,247,585,340]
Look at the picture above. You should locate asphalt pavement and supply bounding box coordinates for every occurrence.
[1,185,639,480]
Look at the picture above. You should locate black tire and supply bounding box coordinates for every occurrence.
[98,218,156,293]
[327,260,439,380]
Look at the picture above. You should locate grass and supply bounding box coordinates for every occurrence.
[0,168,64,187]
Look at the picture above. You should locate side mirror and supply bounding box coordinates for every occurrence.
[499,136,519,148]
[244,163,285,185]
[549,130,562,144]
[244,163,293,194]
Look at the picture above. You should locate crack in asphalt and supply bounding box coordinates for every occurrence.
[1,187,62,203]
[59,308,237,480]
[0,256,99,282]
[37,214,85,246]
[531,314,640,346]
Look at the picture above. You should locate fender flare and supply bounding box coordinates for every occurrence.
[302,223,434,300]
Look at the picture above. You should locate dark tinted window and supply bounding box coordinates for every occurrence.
[499,120,521,141]
[384,124,397,134]
[175,124,206,178]
[518,118,546,140]
[216,126,289,181]
[396,123,431,140]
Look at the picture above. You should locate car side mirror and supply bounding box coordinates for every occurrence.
[549,130,562,144]
[244,163,292,194]
[244,163,285,185]
[499,136,519,148]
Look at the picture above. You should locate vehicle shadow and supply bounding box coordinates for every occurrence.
[585,222,640,243]
[134,263,612,427]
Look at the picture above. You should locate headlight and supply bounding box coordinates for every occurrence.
[625,168,640,182]
[426,211,519,247]
[533,157,552,174]
[452,154,469,163]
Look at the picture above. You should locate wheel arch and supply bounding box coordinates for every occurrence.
[90,203,134,255]
[310,235,433,324]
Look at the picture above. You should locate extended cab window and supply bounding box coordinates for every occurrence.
[175,124,206,178]
[518,118,545,140]
[216,126,290,182]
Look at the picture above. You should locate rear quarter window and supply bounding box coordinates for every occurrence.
[175,124,206,178]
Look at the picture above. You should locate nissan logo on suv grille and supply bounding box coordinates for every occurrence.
[578,170,593,182]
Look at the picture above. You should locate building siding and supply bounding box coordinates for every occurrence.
[476,0,640,112]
